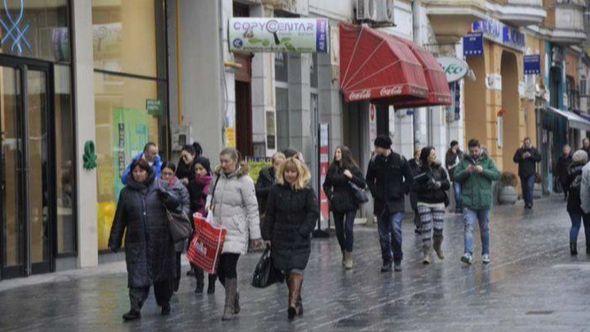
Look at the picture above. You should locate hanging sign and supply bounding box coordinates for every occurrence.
[319,123,330,222]
[228,18,329,53]
[463,32,483,57]
[437,57,469,82]
[524,54,541,75]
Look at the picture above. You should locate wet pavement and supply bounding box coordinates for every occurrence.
[1,196,590,331]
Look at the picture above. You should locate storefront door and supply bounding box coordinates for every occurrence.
[0,56,54,279]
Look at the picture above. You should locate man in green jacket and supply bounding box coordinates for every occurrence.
[454,139,501,265]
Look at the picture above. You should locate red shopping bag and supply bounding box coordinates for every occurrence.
[187,213,227,274]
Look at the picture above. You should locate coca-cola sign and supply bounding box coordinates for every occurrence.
[348,89,371,101]
[379,86,403,97]
[437,57,469,83]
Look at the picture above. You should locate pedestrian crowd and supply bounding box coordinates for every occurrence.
[108,133,588,323]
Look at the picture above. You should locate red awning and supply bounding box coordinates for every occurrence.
[339,23,451,109]
[393,36,452,109]
[340,23,428,104]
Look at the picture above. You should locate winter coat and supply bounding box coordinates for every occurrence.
[109,171,176,288]
[322,163,366,213]
[580,163,590,214]
[513,147,541,179]
[175,159,194,184]
[413,163,450,205]
[556,154,573,183]
[188,175,213,216]
[159,176,191,252]
[255,166,276,215]
[261,183,319,272]
[366,151,413,215]
[210,167,261,254]
[566,162,585,214]
[454,154,501,210]
[121,153,163,185]
[408,158,420,210]
[445,149,463,181]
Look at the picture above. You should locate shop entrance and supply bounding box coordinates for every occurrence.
[0,56,54,279]
[501,51,520,175]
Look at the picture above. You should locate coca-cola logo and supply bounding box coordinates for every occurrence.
[348,89,371,101]
[380,86,402,96]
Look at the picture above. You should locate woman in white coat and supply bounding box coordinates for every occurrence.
[209,147,262,320]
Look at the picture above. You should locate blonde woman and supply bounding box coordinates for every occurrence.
[209,148,262,320]
[262,157,320,321]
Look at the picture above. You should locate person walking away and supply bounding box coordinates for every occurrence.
[408,149,422,235]
[446,140,464,213]
[454,139,500,265]
[513,137,541,209]
[159,162,190,293]
[322,146,366,269]
[121,142,162,184]
[566,150,590,255]
[176,142,203,186]
[580,160,590,255]
[209,148,262,321]
[256,152,286,216]
[262,157,319,320]
[366,135,413,272]
[187,156,217,294]
[109,159,177,321]
[413,147,450,264]
[556,145,573,201]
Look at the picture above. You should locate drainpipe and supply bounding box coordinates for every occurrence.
[412,0,421,151]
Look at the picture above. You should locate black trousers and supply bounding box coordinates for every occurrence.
[173,252,181,292]
[217,253,240,286]
[129,280,172,311]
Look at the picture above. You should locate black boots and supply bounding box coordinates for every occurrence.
[571,242,578,256]
[122,310,141,321]
[161,303,171,316]
[287,274,304,321]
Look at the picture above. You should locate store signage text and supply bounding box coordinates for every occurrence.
[228,18,329,53]
[463,32,483,57]
[472,19,525,52]
[437,57,469,82]
[524,54,541,75]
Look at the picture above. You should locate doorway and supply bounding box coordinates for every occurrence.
[0,56,54,279]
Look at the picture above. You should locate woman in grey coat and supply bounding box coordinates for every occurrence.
[109,159,178,321]
[209,148,262,320]
[159,161,190,293]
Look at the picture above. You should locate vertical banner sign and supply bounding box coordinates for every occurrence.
[463,32,483,57]
[369,104,377,146]
[319,123,330,222]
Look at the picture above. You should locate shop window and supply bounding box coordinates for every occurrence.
[92,0,166,78]
[0,0,70,62]
[94,73,166,251]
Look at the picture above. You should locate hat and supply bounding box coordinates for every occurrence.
[374,136,392,149]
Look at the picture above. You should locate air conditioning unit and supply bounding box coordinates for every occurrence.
[356,0,395,27]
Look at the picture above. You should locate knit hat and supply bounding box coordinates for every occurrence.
[572,150,588,164]
[374,135,392,149]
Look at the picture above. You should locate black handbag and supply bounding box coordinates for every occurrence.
[349,181,369,204]
[252,246,284,288]
[166,209,193,242]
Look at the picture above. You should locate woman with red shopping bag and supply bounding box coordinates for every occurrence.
[209,148,262,321]
[262,157,320,321]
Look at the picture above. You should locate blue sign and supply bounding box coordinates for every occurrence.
[463,32,483,57]
[472,19,525,52]
[524,54,541,75]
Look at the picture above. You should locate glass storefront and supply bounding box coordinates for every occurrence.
[92,0,167,251]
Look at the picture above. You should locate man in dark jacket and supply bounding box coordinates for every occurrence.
[513,137,542,209]
[256,152,286,215]
[555,144,572,201]
[366,135,413,273]
[445,140,464,213]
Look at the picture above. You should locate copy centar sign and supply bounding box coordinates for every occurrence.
[228,18,329,53]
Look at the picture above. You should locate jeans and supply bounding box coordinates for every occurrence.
[453,182,462,210]
[463,208,490,256]
[520,175,536,206]
[567,211,590,244]
[378,211,405,264]
[333,211,356,252]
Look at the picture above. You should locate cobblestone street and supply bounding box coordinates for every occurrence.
[1,196,590,331]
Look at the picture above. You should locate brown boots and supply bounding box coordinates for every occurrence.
[287,273,304,321]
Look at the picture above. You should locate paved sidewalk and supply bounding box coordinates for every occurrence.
[1,196,589,331]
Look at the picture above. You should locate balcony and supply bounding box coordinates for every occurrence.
[551,0,587,44]
[488,0,547,26]
[423,0,489,43]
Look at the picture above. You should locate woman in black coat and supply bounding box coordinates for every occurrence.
[322,146,366,269]
[262,157,320,321]
[109,159,177,321]
[176,142,202,186]
[412,147,450,265]
[565,150,589,256]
